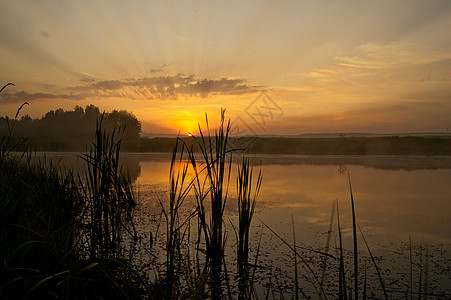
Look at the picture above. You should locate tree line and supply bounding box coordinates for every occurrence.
[1,104,141,150]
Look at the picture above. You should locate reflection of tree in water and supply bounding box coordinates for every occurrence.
[30,153,142,182]
[338,164,348,174]
[241,154,451,171]
[120,155,141,181]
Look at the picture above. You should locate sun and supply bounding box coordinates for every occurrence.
[170,116,199,137]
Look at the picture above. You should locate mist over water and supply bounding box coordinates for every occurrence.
[34,152,451,243]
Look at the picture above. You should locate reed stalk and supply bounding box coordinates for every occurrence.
[292,215,299,300]
[347,174,358,300]
[162,137,192,299]
[359,225,388,300]
[336,199,347,300]
[188,108,233,299]
[236,157,262,300]
[80,114,136,260]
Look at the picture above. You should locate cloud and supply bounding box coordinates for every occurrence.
[149,68,163,74]
[303,43,451,85]
[0,75,262,104]
[294,42,451,110]
[335,43,451,70]
[175,78,261,98]
[79,76,96,84]
[68,74,262,99]
[0,91,85,103]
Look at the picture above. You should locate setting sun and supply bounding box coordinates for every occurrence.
[1,1,450,134]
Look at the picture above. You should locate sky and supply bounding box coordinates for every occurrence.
[1,0,451,135]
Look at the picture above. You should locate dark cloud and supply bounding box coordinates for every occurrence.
[71,79,125,91]
[149,68,163,73]
[0,91,84,103]
[176,78,260,98]
[68,74,262,99]
[79,76,96,84]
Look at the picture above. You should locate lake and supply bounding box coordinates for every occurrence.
[34,152,451,297]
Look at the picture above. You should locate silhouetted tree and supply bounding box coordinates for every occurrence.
[1,105,142,147]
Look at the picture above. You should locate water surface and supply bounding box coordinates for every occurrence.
[32,152,451,296]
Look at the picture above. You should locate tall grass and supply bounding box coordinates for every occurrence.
[237,158,262,266]
[157,109,266,299]
[161,137,193,299]
[80,114,137,260]
[336,199,348,300]
[187,109,233,299]
[1,101,145,298]
[348,174,358,300]
[292,215,300,300]
[0,83,30,160]
[236,157,262,300]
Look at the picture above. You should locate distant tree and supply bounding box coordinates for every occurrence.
[20,115,32,123]
[105,109,141,140]
[1,104,141,146]
[84,104,100,121]
[74,105,84,116]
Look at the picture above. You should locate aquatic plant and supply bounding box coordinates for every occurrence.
[80,114,137,260]
[236,157,262,300]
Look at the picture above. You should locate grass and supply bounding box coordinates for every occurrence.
[0,90,145,298]
[0,148,146,298]
[187,109,233,299]
[79,114,137,260]
[348,174,358,300]
[236,157,262,300]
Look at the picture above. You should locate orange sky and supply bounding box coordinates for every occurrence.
[1,1,451,135]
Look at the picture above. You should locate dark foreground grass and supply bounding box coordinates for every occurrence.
[0,152,145,299]
[0,94,146,298]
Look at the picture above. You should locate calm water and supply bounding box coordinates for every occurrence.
[132,153,451,243]
[33,152,451,297]
[131,153,451,297]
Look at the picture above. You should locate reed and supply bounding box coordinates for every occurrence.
[319,200,335,298]
[161,137,193,299]
[257,216,330,299]
[348,174,358,300]
[1,106,147,298]
[359,226,388,299]
[0,152,126,298]
[0,83,30,160]
[336,199,348,300]
[292,215,299,300]
[188,108,233,299]
[80,114,137,260]
[409,236,413,300]
[236,157,262,300]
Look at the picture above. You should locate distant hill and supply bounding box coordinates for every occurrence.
[127,135,451,156]
[140,132,179,138]
[287,132,451,138]
[141,131,451,139]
